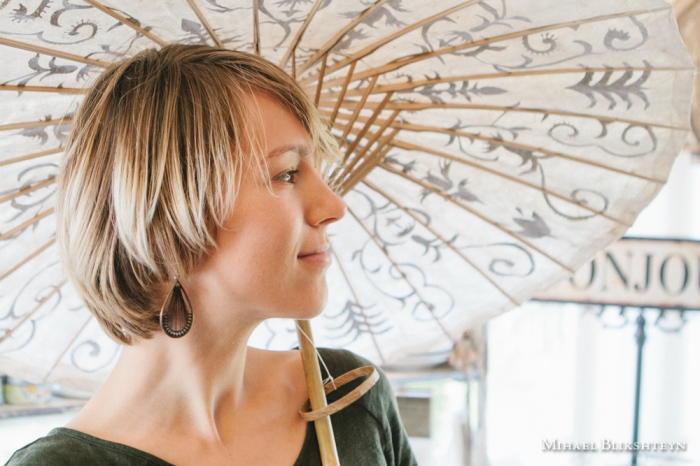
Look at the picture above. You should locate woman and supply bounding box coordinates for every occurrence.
[7,45,417,465]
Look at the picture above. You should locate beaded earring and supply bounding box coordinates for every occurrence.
[159,279,193,338]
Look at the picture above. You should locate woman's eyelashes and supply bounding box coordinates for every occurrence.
[276,169,299,184]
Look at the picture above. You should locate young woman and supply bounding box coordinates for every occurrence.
[7,45,417,465]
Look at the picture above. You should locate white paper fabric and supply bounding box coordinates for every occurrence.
[0,0,693,390]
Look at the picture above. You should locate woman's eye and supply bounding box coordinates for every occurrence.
[278,170,299,183]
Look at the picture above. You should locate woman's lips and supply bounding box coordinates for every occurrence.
[298,246,331,267]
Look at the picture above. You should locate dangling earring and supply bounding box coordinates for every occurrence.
[159,278,193,338]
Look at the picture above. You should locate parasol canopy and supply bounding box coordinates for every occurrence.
[0,0,693,391]
[669,0,700,147]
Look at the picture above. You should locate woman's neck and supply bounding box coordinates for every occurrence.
[68,278,268,445]
[65,262,309,452]
[65,322,310,466]
[77,331,252,440]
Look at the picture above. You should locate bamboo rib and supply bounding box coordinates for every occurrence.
[279,0,326,69]
[331,122,392,186]
[305,0,482,82]
[83,0,167,46]
[339,144,391,196]
[296,0,390,75]
[0,208,54,242]
[314,53,329,107]
[315,65,691,98]
[338,75,378,145]
[391,120,668,184]
[346,206,458,344]
[342,91,394,164]
[338,126,398,192]
[362,179,523,307]
[0,148,63,168]
[328,243,387,364]
[376,163,575,273]
[0,178,56,205]
[345,109,400,164]
[0,118,72,133]
[253,0,261,55]
[0,279,68,345]
[329,113,668,184]
[336,126,399,193]
[330,61,356,125]
[0,85,86,94]
[340,143,394,195]
[183,0,223,47]
[389,138,632,226]
[301,7,669,88]
[0,238,55,283]
[0,37,107,68]
[318,100,690,132]
[333,109,400,187]
[321,158,336,182]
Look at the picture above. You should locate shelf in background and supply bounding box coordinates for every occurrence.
[0,397,86,419]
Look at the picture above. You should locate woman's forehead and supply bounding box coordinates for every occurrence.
[246,93,313,150]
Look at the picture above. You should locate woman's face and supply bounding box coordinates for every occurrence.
[194,93,346,321]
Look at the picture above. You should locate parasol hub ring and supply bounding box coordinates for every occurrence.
[299,365,379,422]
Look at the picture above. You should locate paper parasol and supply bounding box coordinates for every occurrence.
[0,0,693,392]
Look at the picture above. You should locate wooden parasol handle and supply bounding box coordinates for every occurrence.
[295,319,340,466]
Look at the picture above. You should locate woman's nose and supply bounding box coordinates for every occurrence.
[308,170,346,227]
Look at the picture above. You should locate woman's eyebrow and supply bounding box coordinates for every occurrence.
[266,143,309,159]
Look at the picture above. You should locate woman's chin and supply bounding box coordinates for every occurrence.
[288,283,329,320]
[297,306,325,320]
[287,298,327,320]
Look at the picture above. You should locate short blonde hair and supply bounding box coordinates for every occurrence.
[56,44,339,344]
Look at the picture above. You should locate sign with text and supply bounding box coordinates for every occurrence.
[535,238,700,310]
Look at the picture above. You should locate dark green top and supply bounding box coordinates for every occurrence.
[6,348,418,466]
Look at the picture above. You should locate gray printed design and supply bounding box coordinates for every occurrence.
[180,18,212,45]
[358,159,538,274]
[8,55,78,86]
[0,0,692,383]
[70,337,120,373]
[396,77,508,104]
[2,1,105,45]
[548,120,657,157]
[383,113,613,223]
[323,300,390,346]
[567,65,652,111]
[2,162,56,219]
[20,115,72,145]
[345,188,455,322]
[1,54,96,89]
[0,1,141,87]
[0,261,66,352]
[0,156,58,254]
[415,0,531,56]
[202,0,330,52]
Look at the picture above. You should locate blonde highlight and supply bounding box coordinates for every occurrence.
[56,44,340,344]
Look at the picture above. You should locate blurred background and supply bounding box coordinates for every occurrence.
[389,142,700,466]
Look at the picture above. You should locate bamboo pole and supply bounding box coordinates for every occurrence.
[295,319,340,466]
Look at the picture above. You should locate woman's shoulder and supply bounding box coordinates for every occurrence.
[315,347,376,374]
[6,428,172,466]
